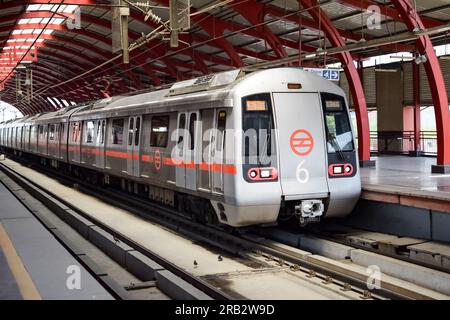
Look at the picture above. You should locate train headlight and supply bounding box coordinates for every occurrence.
[328,164,354,177]
[333,166,343,174]
[247,167,278,182]
[260,169,271,178]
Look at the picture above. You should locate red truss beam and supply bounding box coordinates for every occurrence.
[391,0,450,170]
[299,0,372,165]
[230,0,287,59]
[265,4,414,53]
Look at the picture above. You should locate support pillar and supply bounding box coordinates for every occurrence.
[392,0,450,173]
[410,58,424,157]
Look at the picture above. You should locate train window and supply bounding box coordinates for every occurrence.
[177,114,186,145]
[49,124,55,140]
[134,117,140,146]
[97,120,105,144]
[31,126,37,144]
[112,119,124,145]
[216,111,226,151]
[102,120,106,144]
[188,113,197,150]
[128,118,134,146]
[242,93,274,166]
[55,124,59,141]
[72,122,81,143]
[150,116,169,148]
[85,121,95,143]
[60,123,65,143]
[321,93,354,153]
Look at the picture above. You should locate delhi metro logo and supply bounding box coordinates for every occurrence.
[154,149,162,171]
[290,129,314,156]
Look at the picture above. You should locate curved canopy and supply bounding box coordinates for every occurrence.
[0,0,448,116]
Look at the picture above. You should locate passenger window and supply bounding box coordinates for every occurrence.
[72,122,80,143]
[135,117,140,146]
[49,124,55,140]
[216,111,226,151]
[112,119,124,145]
[188,113,197,150]
[101,120,106,144]
[97,120,105,144]
[150,116,169,148]
[60,123,65,142]
[85,121,95,143]
[177,114,186,145]
[128,118,134,146]
[55,124,59,141]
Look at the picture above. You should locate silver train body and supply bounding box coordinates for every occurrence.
[0,68,361,227]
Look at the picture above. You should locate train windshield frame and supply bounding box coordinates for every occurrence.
[241,93,275,166]
[320,92,355,154]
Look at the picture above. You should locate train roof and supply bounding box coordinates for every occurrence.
[2,68,346,125]
[70,68,345,120]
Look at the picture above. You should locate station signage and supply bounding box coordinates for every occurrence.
[302,68,340,82]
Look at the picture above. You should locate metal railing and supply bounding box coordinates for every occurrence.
[368,131,437,156]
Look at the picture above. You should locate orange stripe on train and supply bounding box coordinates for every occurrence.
[58,146,237,175]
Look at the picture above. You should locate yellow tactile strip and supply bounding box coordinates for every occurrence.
[0,222,41,300]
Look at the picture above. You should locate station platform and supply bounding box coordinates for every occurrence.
[360,156,450,213]
[340,156,450,243]
[0,180,113,300]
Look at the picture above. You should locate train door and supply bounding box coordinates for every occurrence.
[126,116,142,176]
[96,120,106,169]
[212,110,227,193]
[133,116,142,176]
[185,111,200,191]
[59,123,65,160]
[272,92,328,197]
[198,109,215,192]
[19,126,23,150]
[175,112,187,188]
[55,124,60,159]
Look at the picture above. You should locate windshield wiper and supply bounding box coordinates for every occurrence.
[258,131,270,166]
[329,133,346,161]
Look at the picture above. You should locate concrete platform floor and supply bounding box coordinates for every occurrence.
[361,156,450,198]
[0,181,113,300]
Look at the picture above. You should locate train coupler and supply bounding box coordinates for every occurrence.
[295,200,324,226]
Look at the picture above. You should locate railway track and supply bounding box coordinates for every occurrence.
[0,159,226,300]
[1,155,448,300]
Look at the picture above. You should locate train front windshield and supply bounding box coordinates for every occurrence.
[242,93,275,166]
[321,93,355,153]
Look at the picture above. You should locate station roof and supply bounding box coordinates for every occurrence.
[0,0,449,116]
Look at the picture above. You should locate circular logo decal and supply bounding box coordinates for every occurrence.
[154,149,162,170]
[290,129,314,156]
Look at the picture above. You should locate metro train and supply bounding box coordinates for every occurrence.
[0,68,361,227]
